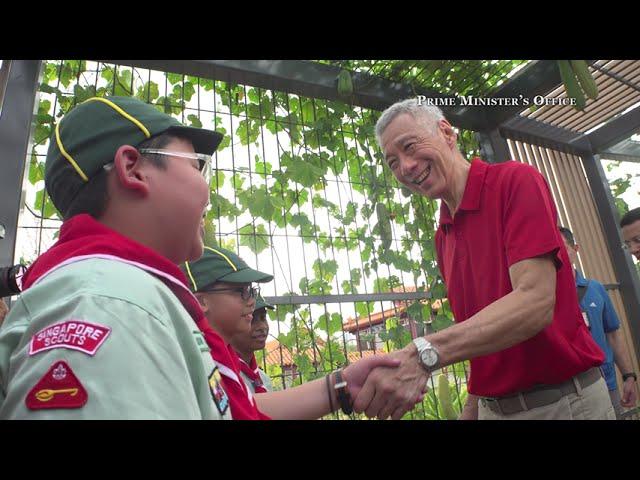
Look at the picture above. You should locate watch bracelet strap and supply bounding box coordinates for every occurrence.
[334,368,353,415]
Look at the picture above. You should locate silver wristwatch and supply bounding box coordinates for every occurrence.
[413,337,440,371]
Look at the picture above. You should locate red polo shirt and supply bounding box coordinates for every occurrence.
[435,158,604,397]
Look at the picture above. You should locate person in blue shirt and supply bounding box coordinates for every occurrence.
[560,227,637,418]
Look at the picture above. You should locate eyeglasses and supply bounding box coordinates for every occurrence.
[103,149,212,184]
[139,149,212,184]
[622,235,640,251]
[202,285,260,301]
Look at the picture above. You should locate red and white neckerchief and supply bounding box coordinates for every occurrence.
[237,353,268,394]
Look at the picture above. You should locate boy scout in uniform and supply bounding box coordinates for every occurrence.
[0,96,232,419]
[182,246,274,419]
[183,246,407,419]
[231,295,274,394]
[183,248,274,395]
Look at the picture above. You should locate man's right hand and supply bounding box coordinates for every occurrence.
[352,342,429,420]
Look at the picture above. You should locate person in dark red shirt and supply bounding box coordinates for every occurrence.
[351,98,614,420]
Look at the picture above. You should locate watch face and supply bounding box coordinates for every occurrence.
[421,348,438,368]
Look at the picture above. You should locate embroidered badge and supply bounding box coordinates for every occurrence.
[209,367,229,416]
[29,320,111,356]
[26,361,88,410]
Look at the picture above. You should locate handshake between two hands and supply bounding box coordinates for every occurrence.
[341,343,430,420]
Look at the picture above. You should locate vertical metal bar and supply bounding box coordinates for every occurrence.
[0,60,13,113]
[583,154,640,361]
[318,101,358,364]
[477,129,511,163]
[0,60,42,298]
[269,88,296,390]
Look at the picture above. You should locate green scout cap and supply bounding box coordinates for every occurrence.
[45,95,223,217]
[182,246,274,293]
[254,295,275,311]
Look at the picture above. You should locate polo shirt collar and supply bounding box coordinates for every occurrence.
[439,158,489,225]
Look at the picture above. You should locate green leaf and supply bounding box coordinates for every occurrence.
[388,325,411,349]
[100,67,114,83]
[314,313,342,336]
[342,201,357,225]
[391,251,414,272]
[187,114,202,128]
[299,277,309,295]
[34,121,52,145]
[232,173,245,191]
[113,69,132,96]
[249,188,276,221]
[283,155,324,188]
[160,96,172,114]
[213,170,225,189]
[34,188,45,213]
[406,301,425,321]
[293,353,314,381]
[59,62,74,88]
[313,259,338,282]
[355,301,374,318]
[166,72,182,85]
[289,213,314,237]
[236,118,260,145]
[239,224,270,254]
[136,81,160,101]
[277,331,296,350]
[183,82,195,101]
[28,154,44,185]
[421,259,440,278]
[203,218,217,247]
[376,202,393,250]
[430,280,447,299]
[33,188,58,219]
[360,244,372,262]
[373,277,390,293]
[350,268,361,286]
[254,159,272,177]
[39,83,60,95]
[432,314,453,331]
[247,88,260,103]
[308,278,332,295]
[73,84,96,104]
[209,192,240,220]
[320,341,346,369]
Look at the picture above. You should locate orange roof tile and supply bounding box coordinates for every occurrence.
[263,339,381,367]
[342,305,407,333]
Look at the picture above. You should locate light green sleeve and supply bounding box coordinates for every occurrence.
[0,292,210,419]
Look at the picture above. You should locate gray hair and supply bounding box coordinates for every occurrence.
[375,98,445,148]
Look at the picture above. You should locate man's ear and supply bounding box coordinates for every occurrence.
[574,244,580,254]
[438,119,458,148]
[112,145,150,196]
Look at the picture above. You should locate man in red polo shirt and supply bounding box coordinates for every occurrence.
[352,98,614,420]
